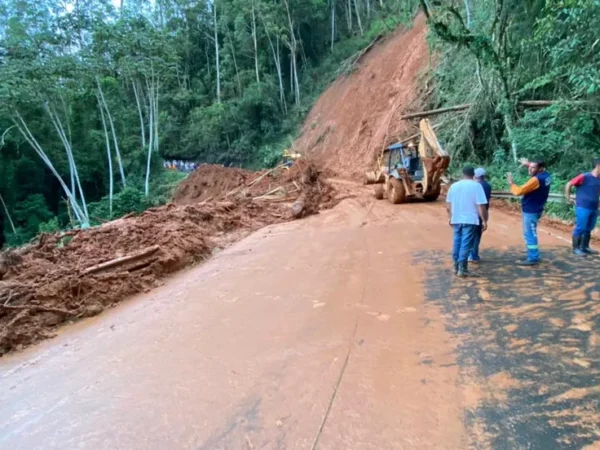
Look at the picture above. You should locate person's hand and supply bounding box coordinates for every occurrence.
[519,157,530,167]
[507,172,514,185]
[481,221,488,232]
[567,197,575,205]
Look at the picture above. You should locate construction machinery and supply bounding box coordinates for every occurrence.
[282,149,302,167]
[365,119,449,204]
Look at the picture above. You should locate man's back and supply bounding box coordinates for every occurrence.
[447,179,488,225]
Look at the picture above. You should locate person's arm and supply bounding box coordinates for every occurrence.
[478,204,488,231]
[507,173,540,196]
[566,174,584,204]
[446,186,453,226]
[475,184,489,231]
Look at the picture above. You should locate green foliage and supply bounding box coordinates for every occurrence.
[426,0,600,224]
[0,0,410,246]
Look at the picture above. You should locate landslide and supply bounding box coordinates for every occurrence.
[0,161,335,356]
[296,13,429,180]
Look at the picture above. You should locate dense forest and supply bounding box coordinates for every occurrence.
[424,0,600,186]
[0,0,413,245]
[0,0,599,246]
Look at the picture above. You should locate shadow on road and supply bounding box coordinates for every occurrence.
[416,247,600,449]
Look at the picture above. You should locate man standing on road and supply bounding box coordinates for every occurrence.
[446,167,489,277]
[507,159,551,266]
[469,168,492,263]
[565,158,600,256]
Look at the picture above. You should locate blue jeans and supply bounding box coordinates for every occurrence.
[522,212,542,262]
[469,224,483,261]
[452,224,478,264]
[573,207,598,237]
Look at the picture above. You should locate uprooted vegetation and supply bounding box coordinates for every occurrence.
[0,161,337,355]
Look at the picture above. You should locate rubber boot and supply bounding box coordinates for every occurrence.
[573,236,587,257]
[582,233,598,255]
[457,261,468,278]
[453,262,459,275]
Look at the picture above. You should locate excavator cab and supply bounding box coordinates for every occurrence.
[369,119,450,204]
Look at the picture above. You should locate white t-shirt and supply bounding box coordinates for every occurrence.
[446,179,488,225]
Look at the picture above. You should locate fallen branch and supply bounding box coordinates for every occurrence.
[82,245,160,275]
[247,165,284,187]
[254,186,286,199]
[1,303,75,316]
[400,104,472,120]
[401,100,591,120]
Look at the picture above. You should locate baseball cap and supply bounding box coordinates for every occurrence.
[474,168,486,178]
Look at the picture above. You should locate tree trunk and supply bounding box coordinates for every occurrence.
[261,11,287,112]
[13,112,88,226]
[145,79,155,197]
[96,79,127,187]
[0,193,16,234]
[331,0,336,52]
[213,1,221,103]
[44,103,89,222]
[132,80,146,150]
[226,31,242,95]
[252,3,260,84]
[97,94,113,216]
[283,0,300,106]
[347,0,353,31]
[464,0,472,29]
[353,0,363,36]
[366,0,370,19]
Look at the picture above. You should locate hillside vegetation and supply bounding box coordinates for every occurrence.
[0,0,414,246]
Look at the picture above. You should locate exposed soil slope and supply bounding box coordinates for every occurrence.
[296,13,430,180]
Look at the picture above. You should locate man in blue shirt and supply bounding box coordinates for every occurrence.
[565,158,600,256]
[469,168,492,263]
[507,159,551,266]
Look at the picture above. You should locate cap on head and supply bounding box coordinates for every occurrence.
[474,168,486,179]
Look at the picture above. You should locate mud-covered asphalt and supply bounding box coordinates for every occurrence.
[1,196,599,449]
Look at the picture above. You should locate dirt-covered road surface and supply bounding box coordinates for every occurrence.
[2,194,600,450]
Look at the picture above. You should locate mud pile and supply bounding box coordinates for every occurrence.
[296,13,429,180]
[173,160,337,212]
[0,161,336,355]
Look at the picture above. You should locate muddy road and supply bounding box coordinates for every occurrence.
[1,196,600,449]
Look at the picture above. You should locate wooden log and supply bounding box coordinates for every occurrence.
[247,165,284,187]
[82,245,160,275]
[400,104,472,120]
[1,304,75,316]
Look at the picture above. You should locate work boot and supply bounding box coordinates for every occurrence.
[572,236,587,257]
[453,262,459,275]
[582,233,598,255]
[456,261,467,278]
[516,259,539,266]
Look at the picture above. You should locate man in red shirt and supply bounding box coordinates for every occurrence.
[565,159,600,256]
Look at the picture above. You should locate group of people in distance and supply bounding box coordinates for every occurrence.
[163,160,199,172]
[446,157,600,277]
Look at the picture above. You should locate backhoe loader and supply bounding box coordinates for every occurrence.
[365,119,449,204]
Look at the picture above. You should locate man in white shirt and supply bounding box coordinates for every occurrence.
[446,166,489,277]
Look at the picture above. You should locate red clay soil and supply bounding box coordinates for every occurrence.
[0,162,336,356]
[296,13,430,180]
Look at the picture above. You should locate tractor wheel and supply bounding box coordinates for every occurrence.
[423,185,441,202]
[374,184,384,200]
[388,178,406,204]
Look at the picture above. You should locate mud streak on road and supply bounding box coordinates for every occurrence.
[419,247,600,449]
